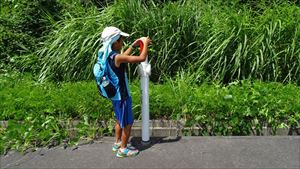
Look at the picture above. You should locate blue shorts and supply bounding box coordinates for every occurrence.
[112,97,134,128]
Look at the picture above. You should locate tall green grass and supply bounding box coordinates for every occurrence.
[38,0,300,83]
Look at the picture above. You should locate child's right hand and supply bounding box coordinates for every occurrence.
[140,36,152,45]
[133,37,152,47]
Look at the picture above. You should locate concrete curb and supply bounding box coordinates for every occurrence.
[1,120,299,136]
[131,120,300,136]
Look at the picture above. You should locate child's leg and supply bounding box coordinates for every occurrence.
[128,125,132,141]
[115,121,122,143]
[124,97,133,146]
[117,124,138,157]
[120,124,132,148]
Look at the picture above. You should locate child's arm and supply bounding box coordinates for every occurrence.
[122,46,133,55]
[122,38,145,55]
[115,37,151,67]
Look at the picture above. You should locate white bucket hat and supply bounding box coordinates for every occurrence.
[101,26,129,42]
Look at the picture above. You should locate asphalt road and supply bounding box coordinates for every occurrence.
[1,136,299,169]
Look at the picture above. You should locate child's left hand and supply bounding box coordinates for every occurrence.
[132,39,141,47]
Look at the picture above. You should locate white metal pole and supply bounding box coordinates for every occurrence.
[140,56,151,144]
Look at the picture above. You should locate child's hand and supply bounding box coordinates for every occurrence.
[132,39,141,47]
[133,37,152,47]
[140,36,152,45]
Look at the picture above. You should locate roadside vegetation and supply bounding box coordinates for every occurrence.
[0,0,299,154]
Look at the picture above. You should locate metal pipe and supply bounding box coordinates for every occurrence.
[138,41,151,145]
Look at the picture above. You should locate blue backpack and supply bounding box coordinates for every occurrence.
[93,50,119,99]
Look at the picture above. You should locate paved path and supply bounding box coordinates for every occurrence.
[1,136,299,169]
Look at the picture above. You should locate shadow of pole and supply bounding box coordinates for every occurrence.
[130,136,182,152]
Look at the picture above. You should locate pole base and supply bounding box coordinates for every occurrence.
[141,139,151,146]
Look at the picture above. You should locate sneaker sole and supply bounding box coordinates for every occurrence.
[116,152,139,158]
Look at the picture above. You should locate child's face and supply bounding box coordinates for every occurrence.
[113,36,124,51]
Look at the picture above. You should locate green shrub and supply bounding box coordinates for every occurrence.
[1,73,299,154]
[0,0,62,72]
[0,0,103,73]
[165,76,300,136]
[0,73,114,154]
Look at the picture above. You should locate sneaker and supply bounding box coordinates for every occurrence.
[127,144,139,153]
[112,142,121,152]
[116,147,139,158]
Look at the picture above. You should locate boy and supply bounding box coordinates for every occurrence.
[98,26,151,157]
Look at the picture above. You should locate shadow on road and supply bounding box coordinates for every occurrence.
[130,136,181,152]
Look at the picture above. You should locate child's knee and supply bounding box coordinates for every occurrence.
[124,124,132,130]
